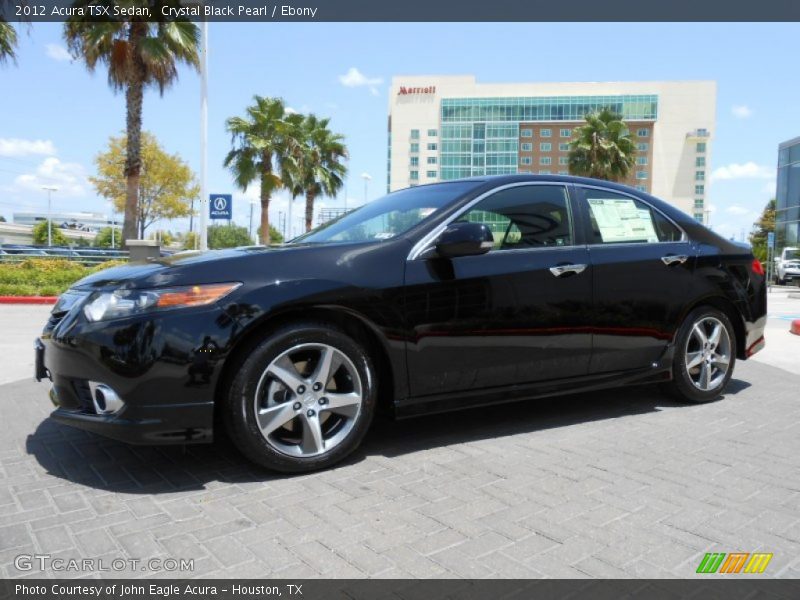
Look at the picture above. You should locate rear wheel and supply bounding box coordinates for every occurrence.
[666,307,736,403]
[223,323,376,472]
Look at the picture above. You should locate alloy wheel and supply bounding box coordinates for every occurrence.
[684,316,731,391]
[253,343,363,457]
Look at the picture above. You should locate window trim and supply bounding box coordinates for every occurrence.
[407,182,576,260]
[573,184,687,246]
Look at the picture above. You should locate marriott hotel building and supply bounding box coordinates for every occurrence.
[387,76,716,221]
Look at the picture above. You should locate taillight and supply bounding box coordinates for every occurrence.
[751,258,765,276]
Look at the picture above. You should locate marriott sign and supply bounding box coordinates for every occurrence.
[398,85,436,96]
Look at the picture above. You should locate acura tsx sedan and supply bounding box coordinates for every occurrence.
[36,175,767,472]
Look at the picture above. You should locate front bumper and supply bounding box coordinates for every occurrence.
[36,305,230,445]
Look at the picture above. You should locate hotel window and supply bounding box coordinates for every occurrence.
[427,143,437,151]
[694,199,704,208]
[540,129,552,137]
[636,157,648,166]
[540,157,552,165]
[410,143,419,153]
[635,185,647,192]
[427,129,437,137]
[559,143,569,152]
[520,157,532,165]
[521,128,532,137]
[410,129,420,140]
[637,128,649,137]
[636,171,648,180]
[694,213,704,222]
[695,171,705,181]
[410,156,419,167]
[695,184,705,195]
[560,128,571,138]
[410,170,419,180]
[637,143,649,152]
[426,170,437,178]
[427,156,437,164]
[521,143,532,152]
[539,170,551,174]
[540,143,552,152]
[558,170,568,175]
[696,157,706,167]
[559,157,569,165]
[696,142,706,153]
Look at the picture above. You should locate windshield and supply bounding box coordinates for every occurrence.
[292,181,481,244]
[785,249,800,261]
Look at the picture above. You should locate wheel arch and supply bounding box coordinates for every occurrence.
[679,295,747,359]
[214,306,399,422]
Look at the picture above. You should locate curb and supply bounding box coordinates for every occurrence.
[791,320,800,336]
[0,296,58,305]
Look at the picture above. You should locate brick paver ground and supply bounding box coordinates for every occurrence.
[1,359,799,579]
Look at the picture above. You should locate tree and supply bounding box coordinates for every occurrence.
[749,199,776,263]
[65,6,199,244]
[0,215,6,222]
[224,96,302,245]
[568,108,637,181]
[0,21,17,65]
[182,230,199,251]
[91,132,197,238]
[286,115,348,232]
[94,227,121,249]
[207,224,254,249]
[32,221,68,246]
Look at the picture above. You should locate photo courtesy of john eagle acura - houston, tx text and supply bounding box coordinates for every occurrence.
[35,174,767,472]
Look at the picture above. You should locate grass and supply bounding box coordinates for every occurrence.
[0,259,128,296]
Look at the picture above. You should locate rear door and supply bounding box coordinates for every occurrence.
[574,185,696,374]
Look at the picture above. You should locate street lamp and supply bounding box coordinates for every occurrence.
[42,186,58,246]
[248,199,259,243]
[361,172,372,204]
[199,17,209,251]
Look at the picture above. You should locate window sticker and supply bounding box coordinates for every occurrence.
[587,198,658,243]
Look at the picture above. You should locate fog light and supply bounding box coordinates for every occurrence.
[88,382,124,415]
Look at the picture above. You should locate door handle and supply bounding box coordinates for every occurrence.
[661,254,689,266]
[549,263,587,277]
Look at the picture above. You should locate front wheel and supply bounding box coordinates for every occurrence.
[666,307,736,403]
[223,323,377,472]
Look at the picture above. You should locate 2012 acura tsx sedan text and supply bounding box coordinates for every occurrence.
[35,175,767,472]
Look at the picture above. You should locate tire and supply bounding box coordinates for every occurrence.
[665,306,736,404]
[223,322,377,472]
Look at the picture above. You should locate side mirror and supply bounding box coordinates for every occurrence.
[434,221,495,258]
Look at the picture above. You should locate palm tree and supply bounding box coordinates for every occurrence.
[568,108,637,181]
[224,96,302,244]
[287,115,348,232]
[64,8,199,244]
[1,0,20,65]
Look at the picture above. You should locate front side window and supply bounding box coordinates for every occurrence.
[458,185,574,250]
[580,188,682,244]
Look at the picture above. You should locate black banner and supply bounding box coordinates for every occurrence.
[3,0,800,22]
[3,580,800,600]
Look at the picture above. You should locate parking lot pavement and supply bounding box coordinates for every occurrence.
[751,287,800,374]
[2,356,800,579]
[0,305,51,385]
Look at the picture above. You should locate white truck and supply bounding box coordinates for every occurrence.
[774,247,800,285]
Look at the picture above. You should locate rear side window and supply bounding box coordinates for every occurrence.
[458,185,573,250]
[579,188,682,244]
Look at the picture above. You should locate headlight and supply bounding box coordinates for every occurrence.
[83,283,241,322]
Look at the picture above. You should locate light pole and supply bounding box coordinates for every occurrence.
[248,199,258,244]
[42,186,58,246]
[107,202,116,248]
[361,172,371,204]
[199,17,209,251]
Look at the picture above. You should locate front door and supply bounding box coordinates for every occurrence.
[574,185,696,374]
[404,183,593,398]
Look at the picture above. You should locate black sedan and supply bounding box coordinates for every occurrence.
[36,175,767,472]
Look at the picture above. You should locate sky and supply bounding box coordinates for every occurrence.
[1,22,798,241]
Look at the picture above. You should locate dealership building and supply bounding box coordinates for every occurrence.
[387,76,716,221]
[776,136,800,249]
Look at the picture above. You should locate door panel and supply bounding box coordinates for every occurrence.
[576,186,696,373]
[403,183,593,398]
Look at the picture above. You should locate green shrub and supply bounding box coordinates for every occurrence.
[0,258,128,296]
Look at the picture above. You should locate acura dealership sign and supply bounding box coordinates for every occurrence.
[398,85,436,95]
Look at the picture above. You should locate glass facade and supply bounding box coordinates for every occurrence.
[439,95,658,181]
[776,137,800,248]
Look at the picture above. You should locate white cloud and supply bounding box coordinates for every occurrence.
[762,179,777,195]
[710,161,774,182]
[725,205,750,216]
[10,157,89,198]
[731,104,753,119]
[45,44,72,62]
[0,138,57,157]
[338,67,382,95]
